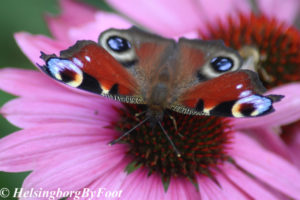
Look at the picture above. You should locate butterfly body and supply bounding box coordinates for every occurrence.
[40,27,283,121]
[140,44,194,121]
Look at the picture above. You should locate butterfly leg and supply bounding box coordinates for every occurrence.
[135,111,146,120]
[168,115,184,138]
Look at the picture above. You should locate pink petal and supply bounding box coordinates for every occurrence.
[118,169,166,200]
[57,0,96,25]
[196,0,251,25]
[15,32,70,64]
[164,177,200,200]
[240,128,292,161]
[15,17,129,68]
[68,12,132,43]
[86,160,129,198]
[107,0,203,37]
[197,173,247,199]
[1,97,119,129]
[138,172,165,200]
[258,0,300,24]
[95,168,199,200]
[0,68,123,129]
[0,68,121,107]
[14,32,69,66]
[18,9,131,64]
[45,0,97,42]
[232,83,300,129]
[0,68,71,97]
[21,142,126,192]
[281,121,300,169]
[230,132,300,199]
[222,162,278,199]
[0,123,123,172]
[180,31,200,39]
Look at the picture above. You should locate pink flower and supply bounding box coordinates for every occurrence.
[1,0,300,199]
[182,0,300,171]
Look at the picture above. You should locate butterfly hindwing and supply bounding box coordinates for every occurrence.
[173,70,283,117]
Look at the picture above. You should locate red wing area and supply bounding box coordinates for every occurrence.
[178,70,283,117]
[40,41,139,98]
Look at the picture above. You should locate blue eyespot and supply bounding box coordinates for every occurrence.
[232,94,272,117]
[210,57,233,72]
[46,58,83,87]
[107,36,131,52]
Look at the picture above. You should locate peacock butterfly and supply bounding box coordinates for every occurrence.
[39,27,283,156]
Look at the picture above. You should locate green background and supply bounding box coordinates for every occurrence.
[0,0,111,198]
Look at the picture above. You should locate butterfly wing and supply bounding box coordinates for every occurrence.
[170,38,283,117]
[97,27,177,103]
[173,70,283,117]
[40,27,175,104]
[40,27,282,118]
[40,40,145,103]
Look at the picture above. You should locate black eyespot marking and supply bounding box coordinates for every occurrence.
[239,103,256,116]
[60,69,77,83]
[210,101,235,117]
[78,73,102,94]
[195,99,204,111]
[210,56,234,72]
[107,36,131,52]
[109,84,119,95]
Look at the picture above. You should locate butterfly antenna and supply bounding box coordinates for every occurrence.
[157,121,181,157]
[109,116,150,146]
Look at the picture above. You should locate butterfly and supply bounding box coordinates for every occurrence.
[39,27,283,156]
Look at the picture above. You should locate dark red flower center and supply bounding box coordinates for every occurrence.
[201,13,300,89]
[111,104,232,183]
[202,13,300,178]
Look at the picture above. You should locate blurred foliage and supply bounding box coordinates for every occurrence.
[0,0,111,198]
